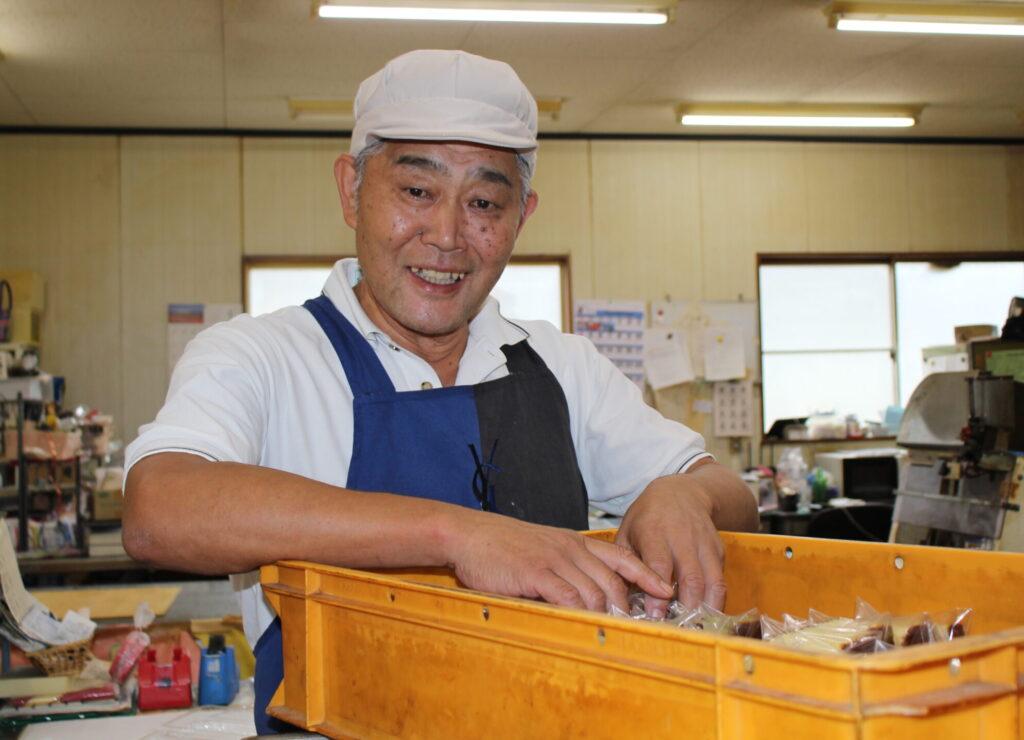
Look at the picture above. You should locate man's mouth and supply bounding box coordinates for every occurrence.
[410,267,466,286]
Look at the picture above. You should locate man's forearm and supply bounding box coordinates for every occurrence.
[123,452,675,614]
[123,452,457,575]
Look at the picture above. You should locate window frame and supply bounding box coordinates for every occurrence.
[756,251,1020,444]
[241,254,574,329]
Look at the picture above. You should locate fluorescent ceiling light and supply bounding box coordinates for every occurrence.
[826,2,1024,36]
[676,103,921,129]
[316,0,673,24]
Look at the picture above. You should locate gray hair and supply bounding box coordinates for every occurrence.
[353,139,534,218]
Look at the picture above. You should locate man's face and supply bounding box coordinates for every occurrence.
[336,140,538,344]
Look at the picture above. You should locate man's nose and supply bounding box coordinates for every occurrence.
[419,199,463,252]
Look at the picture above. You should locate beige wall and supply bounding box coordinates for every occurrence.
[1,134,1021,463]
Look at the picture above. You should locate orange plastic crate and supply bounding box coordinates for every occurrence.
[261,532,1024,739]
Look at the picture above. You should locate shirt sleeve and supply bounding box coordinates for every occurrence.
[124,316,272,480]
[526,325,712,517]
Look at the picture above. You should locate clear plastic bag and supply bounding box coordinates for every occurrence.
[930,607,972,641]
[109,602,155,683]
[768,606,888,655]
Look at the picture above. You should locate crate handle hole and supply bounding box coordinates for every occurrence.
[894,556,904,570]
[597,627,606,645]
[481,607,489,621]
[784,546,793,559]
[388,592,395,602]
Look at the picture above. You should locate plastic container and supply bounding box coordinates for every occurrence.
[198,635,240,705]
[261,532,1024,739]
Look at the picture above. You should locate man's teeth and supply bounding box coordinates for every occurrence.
[411,268,466,285]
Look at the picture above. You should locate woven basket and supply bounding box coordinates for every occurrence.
[26,638,92,676]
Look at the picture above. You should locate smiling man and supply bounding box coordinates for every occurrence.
[122,50,757,734]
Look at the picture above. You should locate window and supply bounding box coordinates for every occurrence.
[243,256,570,330]
[758,254,1024,435]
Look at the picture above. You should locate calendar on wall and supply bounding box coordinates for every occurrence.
[573,299,646,389]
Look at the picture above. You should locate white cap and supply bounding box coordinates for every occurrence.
[350,49,538,172]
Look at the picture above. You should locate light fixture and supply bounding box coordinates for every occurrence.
[315,0,674,24]
[288,98,355,120]
[536,98,564,121]
[826,2,1024,36]
[289,96,565,121]
[676,103,921,129]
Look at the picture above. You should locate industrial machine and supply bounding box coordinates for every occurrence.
[893,370,1024,551]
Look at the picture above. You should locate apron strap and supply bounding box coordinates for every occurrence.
[304,295,396,396]
[252,617,302,735]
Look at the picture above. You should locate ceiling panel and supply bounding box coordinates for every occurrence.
[0,0,1021,139]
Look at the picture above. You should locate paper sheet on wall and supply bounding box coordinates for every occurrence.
[643,329,694,390]
[702,326,746,381]
[167,302,242,376]
[573,299,646,389]
[651,301,759,380]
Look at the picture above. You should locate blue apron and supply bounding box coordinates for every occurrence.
[254,295,589,733]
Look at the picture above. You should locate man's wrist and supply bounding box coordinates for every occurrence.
[662,471,717,520]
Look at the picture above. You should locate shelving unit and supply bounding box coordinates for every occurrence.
[0,395,86,557]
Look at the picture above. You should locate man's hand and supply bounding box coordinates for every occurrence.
[441,510,675,614]
[614,460,758,617]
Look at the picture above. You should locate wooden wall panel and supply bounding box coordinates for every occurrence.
[1008,145,1024,250]
[517,140,593,302]
[242,137,352,256]
[906,145,1011,252]
[699,141,809,301]
[119,137,242,441]
[3,134,1021,458]
[0,135,122,427]
[804,143,910,253]
[590,141,702,301]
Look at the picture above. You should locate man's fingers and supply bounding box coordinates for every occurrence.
[591,538,674,617]
[587,539,673,603]
[704,578,728,611]
[675,542,726,610]
[569,548,631,614]
[530,569,588,610]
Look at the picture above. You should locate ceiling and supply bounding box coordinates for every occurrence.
[1,0,1023,140]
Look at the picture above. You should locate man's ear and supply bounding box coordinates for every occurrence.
[334,154,359,229]
[515,190,540,239]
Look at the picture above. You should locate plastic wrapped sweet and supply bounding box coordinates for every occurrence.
[768,612,888,655]
[608,593,761,639]
[609,594,971,654]
[855,598,972,646]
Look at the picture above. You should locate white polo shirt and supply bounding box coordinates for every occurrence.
[125,259,709,644]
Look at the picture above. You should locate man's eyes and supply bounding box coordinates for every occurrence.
[400,188,503,211]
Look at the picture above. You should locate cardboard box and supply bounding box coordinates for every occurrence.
[8,306,41,345]
[1,428,80,461]
[92,467,123,521]
[92,487,123,521]
[954,323,997,344]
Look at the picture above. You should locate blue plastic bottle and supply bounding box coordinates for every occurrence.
[198,634,240,705]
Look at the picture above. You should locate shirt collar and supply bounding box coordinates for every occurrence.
[322,258,529,351]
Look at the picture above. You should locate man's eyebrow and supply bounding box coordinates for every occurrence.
[394,154,449,175]
[472,167,513,190]
[392,154,513,190]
